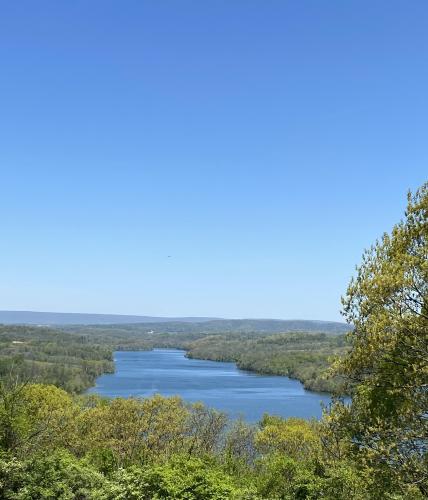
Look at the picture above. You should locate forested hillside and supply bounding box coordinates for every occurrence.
[186,332,348,393]
[0,325,114,393]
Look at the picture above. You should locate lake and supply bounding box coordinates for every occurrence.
[88,349,333,422]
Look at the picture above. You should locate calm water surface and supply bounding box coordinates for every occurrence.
[89,349,332,422]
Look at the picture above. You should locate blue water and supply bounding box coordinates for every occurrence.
[88,349,332,422]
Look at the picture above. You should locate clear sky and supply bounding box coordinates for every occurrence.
[1,1,427,321]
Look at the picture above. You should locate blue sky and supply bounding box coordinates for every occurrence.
[1,1,427,321]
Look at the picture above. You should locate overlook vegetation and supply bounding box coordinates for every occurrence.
[327,184,428,496]
[1,382,423,499]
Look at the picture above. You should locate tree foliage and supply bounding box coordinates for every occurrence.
[328,183,428,496]
[0,383,381,499]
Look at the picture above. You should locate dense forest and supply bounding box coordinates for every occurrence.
[3,382,421,500]
[185,332,348,393]
[0,183,427,498]
[0,325,114,393]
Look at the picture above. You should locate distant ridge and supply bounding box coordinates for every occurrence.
[0,310,350,334]
[0,310,219,325]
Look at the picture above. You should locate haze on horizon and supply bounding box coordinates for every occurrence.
[1,1,427,322]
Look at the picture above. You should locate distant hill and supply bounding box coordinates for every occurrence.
[69,319,350,335]
[0,311,350,335]
[182,319,350,334]
[0,310,218,325]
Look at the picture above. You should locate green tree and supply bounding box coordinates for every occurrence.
[328,183,428,497]
[0,382,77,455]
[255,415,320,462]
[102,456,252,500]
[0,450,108,500]
[78,395,189,468]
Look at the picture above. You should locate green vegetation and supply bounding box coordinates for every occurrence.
[185,332,348,393]
[0,182,426,498]
[0,382,414,500]
[0,379,424,499]
[326,183,428,496]
[0,325,114,393]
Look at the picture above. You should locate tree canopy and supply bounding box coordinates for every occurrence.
[328,183,428,496]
